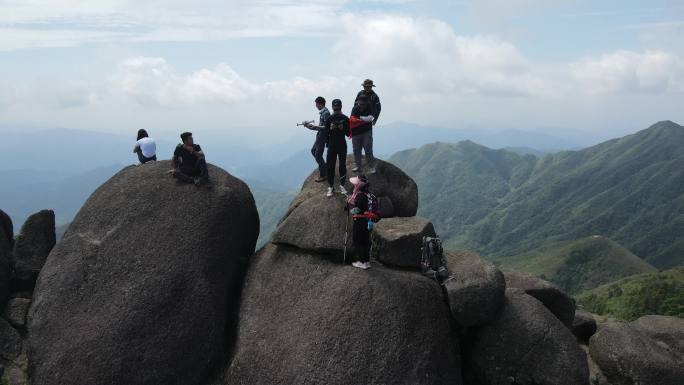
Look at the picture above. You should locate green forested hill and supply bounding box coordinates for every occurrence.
[390,140,536,249]
[390,121,684,269]
[497,236,657,295]
[577,267,684,321]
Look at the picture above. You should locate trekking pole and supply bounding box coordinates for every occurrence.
[343,212,350,264]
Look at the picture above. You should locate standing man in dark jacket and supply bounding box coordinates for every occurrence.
[305,96,331,182]
[324,99,349,197]
[356,79,381,125]
[350,95,376,174]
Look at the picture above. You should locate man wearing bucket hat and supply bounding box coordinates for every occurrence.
[349,79,381,174]
[347,175,372,270]
[356,79,381,125]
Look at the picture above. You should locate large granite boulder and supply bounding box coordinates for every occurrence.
[467,289,589,385]
[222,244,462,385]
[589,318,684,385]
[28,161,259,385]
[505,271,576,327]
[0,210,12,307]
[12,210,56,288]
[572,309,597,342]
[272,156,418,253]
[371,216,436,268]
[632,315,684,356]
[443,251,505,327]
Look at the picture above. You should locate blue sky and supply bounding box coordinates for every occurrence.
[0,0,683,141]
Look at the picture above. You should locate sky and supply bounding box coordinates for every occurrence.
[1,0,683,142]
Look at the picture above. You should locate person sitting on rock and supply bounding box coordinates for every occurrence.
[305,96,331,183]
[347,175,372,270]
[325,99,349,197]
[133,129,157,164]
[168,132,209,186]
[349,95,376,175]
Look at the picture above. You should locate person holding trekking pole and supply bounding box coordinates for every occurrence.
[346,175,374,270]
[324,98,349,197]
[304,96,331,182]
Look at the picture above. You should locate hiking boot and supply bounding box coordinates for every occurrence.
[369,167,377,175]
[315,176,327,182]
[193,177,201,186]
[352,261,364,269]
[326,187,334,197]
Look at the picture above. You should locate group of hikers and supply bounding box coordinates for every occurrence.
[302,79,382,270]
[130,78,384,270]
[304,79,381,198]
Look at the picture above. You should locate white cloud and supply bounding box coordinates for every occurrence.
[333,16,551,99]
[0,0,347,50]
[570,50,684,94]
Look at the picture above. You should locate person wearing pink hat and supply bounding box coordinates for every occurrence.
[346,175,373,269]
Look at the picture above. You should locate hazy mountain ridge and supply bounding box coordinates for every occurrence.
[391,120,684,269]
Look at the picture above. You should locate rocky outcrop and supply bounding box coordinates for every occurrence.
[223,244,461,385]
[572,309,597,342]
[467,289,589,385]
[2,298,31,329]
[272,156,418,253]
[12,210,56,288]
[28,161,259,385]
[589,318,684,385]
[505,271,576,327]
[443,251,505,327]
[371,216,436,268]
[0,210,13,306]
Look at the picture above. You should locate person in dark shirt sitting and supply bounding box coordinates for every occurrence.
[324,98,349,197]
[168,132,209,186]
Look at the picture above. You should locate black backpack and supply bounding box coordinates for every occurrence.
[421,237,449,283]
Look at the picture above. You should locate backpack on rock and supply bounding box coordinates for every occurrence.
[421,237,449,283]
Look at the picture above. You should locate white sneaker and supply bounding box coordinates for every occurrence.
[326,187,333,197]
[352,166,360,172]
[362,262,371,269]
[369,167,377,175]
[352,261,364,269]
[339,185,347,195]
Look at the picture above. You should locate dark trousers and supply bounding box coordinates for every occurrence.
[311,140,327,178]
[326,142,347,187]
[353,220,370,263]
[135,149,157,164]
[174,158,209,183]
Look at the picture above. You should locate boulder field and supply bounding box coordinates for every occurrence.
[0,157,677,385]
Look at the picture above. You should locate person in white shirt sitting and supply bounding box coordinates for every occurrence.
[133,129,157,164]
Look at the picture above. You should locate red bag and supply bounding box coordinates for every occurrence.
[348,116,364,138]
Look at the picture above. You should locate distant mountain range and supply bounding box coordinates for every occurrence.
[391,120,684,269]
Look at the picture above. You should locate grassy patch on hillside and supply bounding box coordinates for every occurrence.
[577,267,684,321]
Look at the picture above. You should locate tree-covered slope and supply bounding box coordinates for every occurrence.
[392,121,684,269]
[577,267,684,321]
[390,141,536,246]
[497,236,657,294]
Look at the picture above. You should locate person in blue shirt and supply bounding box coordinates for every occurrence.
[305,96,331,182]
